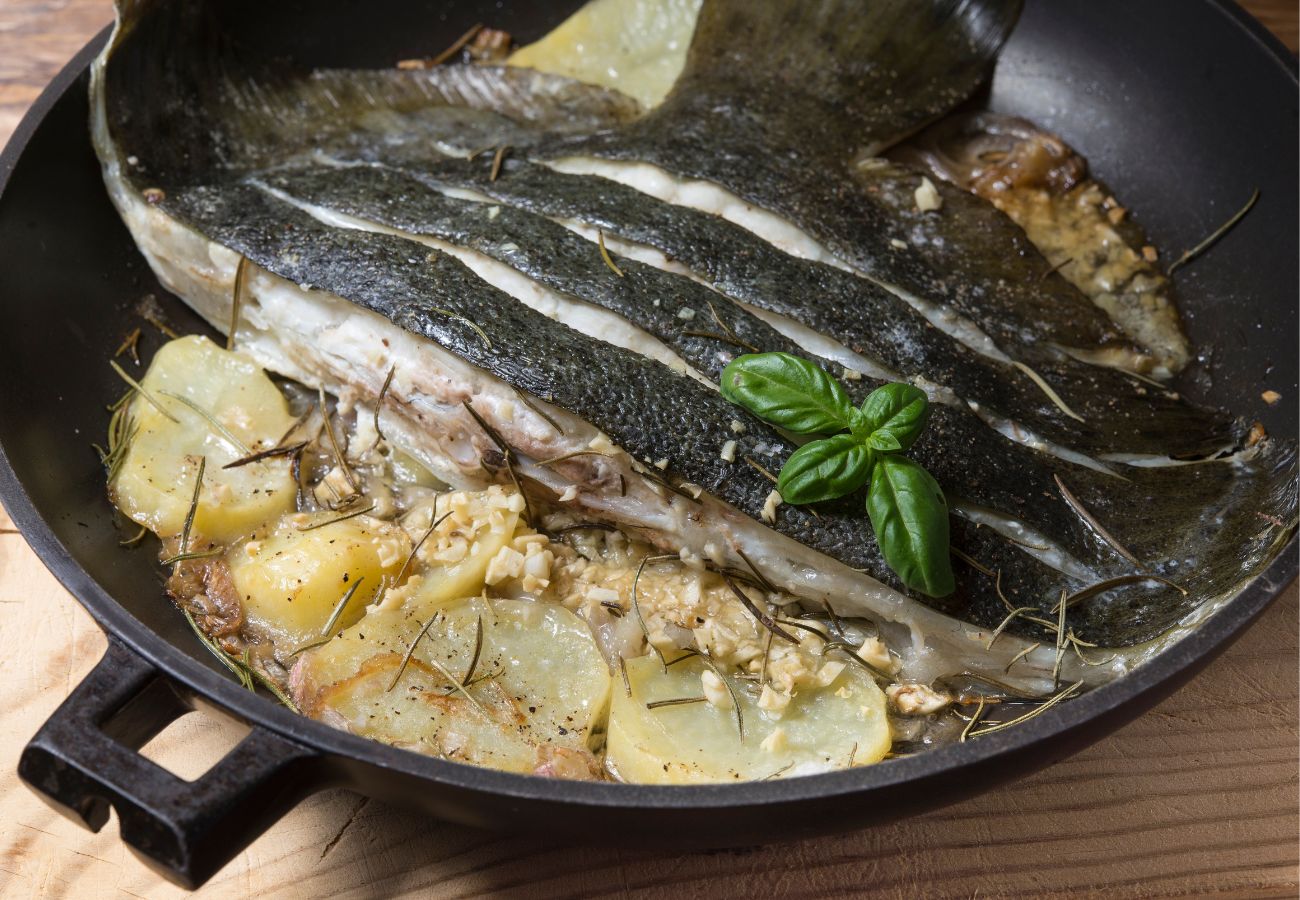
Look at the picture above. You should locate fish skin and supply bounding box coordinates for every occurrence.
[386,155,1240,459]
[93,0,1297,651]
[256,164,1298,645]
[536,0,1153,363]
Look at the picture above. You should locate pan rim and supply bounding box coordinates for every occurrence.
[0,5,1295,814]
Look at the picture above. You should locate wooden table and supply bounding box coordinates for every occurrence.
[1,2,1295,896]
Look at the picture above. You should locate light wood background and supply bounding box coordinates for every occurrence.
[0,2,1296,897]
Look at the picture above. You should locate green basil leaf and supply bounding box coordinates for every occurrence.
[860,383,930,451]
[721,353,855,435]
[866,430,902,453]
[776,435,874,505]
[865,455,954,597]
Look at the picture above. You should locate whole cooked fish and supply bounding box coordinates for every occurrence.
[91,0,1296,689]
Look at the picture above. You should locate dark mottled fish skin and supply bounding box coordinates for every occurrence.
[256,164,1299,643]
[390,155,1239,459]
[538,0,1145,361]
[166,180,1117,638]
[97,0,1298,647]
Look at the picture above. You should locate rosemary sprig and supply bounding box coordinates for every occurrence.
[618,655,632,698]
[489,145,511,182]
[462,399,532,527]
[697,651,744,739]
[429,22,485,66]
[646,696,706,710]
[372,365,396,446]
[387,612,441,692]
[320,576,365,640]
[630,554,677,668]
[680,330,762,353]
[396,507,452,584]
[1053,474,1141,568]
[115,327,142,365]
[958,696,987,742]
[118,524,148,547]
[1010,361,1085,423]
[1052,573,1187,612]
[181,609,298,710]
[108,360,178,423]
[597,230,625,278]
[160,548,222,566]
[965,680,1083,738]
[462,614,485,686]
[160,390,252,455]
[1003,642,1042,673]
[722,574,798,644]
[222,440,307,470]
[515,390,563,434]
[227,255,248,351]
[319,387,360,493]
[1168,188,1259,275]
[296,503,377,532]
[178,456,206,559]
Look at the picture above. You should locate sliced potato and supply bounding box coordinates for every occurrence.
[606,655,890,784]
[110,335,296,542]
[295,598,611,775]
[507,0,701,108]
[399,488,521,614]
[227,511,409,649]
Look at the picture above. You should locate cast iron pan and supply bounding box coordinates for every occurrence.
[1,0,1295,889]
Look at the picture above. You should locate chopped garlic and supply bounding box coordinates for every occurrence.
[889,238,908,250]
[814,661,846,688]
[759,727,788,754]
[486,205,500,220]
[758,684,791,717]
[730,419,746,434]
[720,439,737,462]
[856,636,897,674]
[841,367,862,381]
[654,458,669,470]
[701,670,733,709]
[761,489,782,524]
[914,176,943,212]
[558,485,579,503]
[886,683,951,716]
[497,399,515,422]
[484,545,526,585]
[676,307,696,321]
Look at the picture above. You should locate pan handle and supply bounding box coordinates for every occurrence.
[18,636,322,889]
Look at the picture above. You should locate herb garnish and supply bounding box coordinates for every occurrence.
[720,352,954,597]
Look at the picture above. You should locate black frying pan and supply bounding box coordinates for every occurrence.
[1,0,1295,889]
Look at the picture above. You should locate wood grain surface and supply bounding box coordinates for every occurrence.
[0,2,1296,897]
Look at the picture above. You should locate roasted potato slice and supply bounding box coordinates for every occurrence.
[606,655,890,783]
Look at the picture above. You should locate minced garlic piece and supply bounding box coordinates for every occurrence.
[484,545,526,585]
[720,439,737,462]
[889,238,908,250]
[815,661,846,688]
[914,176,943,212]
[676,307,696,321]
[760,727,787,754]
[758,684,791,717]
[856,636,897,673]
[701,670,733,709]
[841,367,862,381]
[886,683,951,716]
[729,419,746,434]
[497,399,515,422]
[761,490,782,524]
[558,485,579,503]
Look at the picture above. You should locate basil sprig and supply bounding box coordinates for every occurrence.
[721,352,954,597]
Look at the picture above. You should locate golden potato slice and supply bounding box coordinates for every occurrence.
[295,598,610,776]
[606,655,890,784]
[507,0,701,108]
[227,511,410,649]
[110,335,296,542]
[398,488,522,615]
